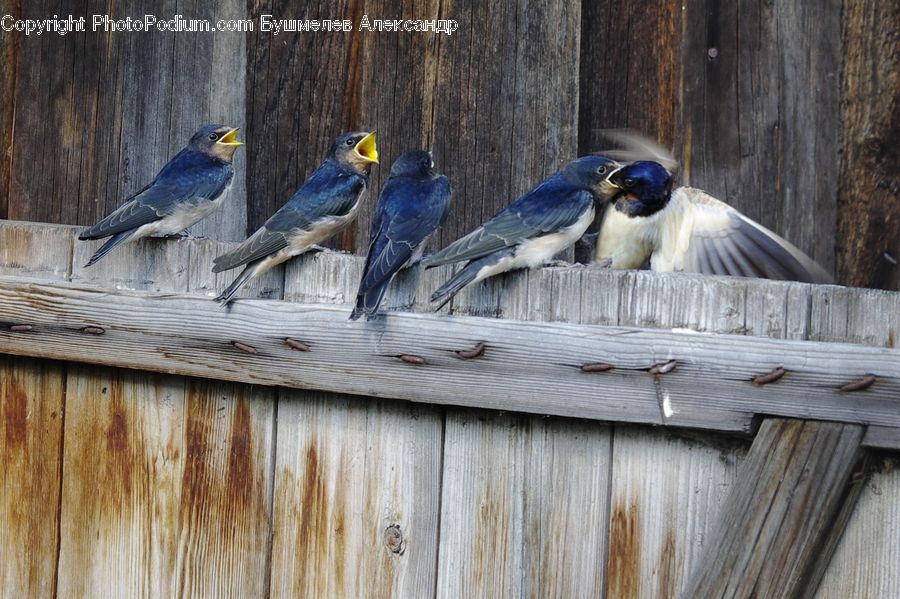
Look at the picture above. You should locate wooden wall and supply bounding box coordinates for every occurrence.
[0,1,896,288]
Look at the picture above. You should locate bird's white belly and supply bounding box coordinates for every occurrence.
[472,205,595,284]
[276,201,362,262]
[135,188,230,238]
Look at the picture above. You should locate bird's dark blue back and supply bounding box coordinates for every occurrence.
[153,147,233,191]
[266,159,367,232]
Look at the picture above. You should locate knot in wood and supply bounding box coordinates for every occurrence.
[384,524,404,554]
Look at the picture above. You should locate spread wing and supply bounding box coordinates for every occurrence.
[359,175,451,293]
[682,191,833,284]
[212,162,365,272]
[79,151,232,240]
[424,181,593,267]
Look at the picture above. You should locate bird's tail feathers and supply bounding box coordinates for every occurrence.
[215,259,266,306]
[430,261,483,310]
[349,279,392,321]
[84,230,136,267]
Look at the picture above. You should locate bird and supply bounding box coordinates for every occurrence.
[350,150,452,320]
[78,124,242,267]
[212,130,378,304]
[596,160,834,283]
[424,155,621,308]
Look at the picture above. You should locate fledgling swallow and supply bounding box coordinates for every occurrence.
[78,124,242,266]
[596,161,833,283]
[350,150,452,320]
[424,155,621,308]
[212,131,378,304]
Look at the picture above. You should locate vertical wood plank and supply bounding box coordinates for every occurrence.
[836,0,900,290]
[0,356,65,599]
[0,219,73,599]
[58,234,276,597]
[0,0,21,219]
[269,251,444,598]
[8,0,247,241]
[677,0,841,271]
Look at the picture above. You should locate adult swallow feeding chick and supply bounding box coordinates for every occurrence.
[78,124,242,266]
[597,161,833,283]
[424,155,621,308]
[350,150,452,320]
[212,131,378,304]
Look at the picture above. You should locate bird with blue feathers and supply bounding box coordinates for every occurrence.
[597,159,833,283]
[350,150,452,320]
[212,131,379,304]
[424,155,621,308]
[78,124,242,266]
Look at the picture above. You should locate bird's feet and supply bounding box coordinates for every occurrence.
[595,257,613,269]
[544,259,571,268]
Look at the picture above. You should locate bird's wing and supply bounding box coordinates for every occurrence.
[211,226,289,273]
[681,190,833,283]
[425,185,592,266]
[598,129,680,173]
[212,164,366,272]
[79,152,232,240]
[359,176,451,292]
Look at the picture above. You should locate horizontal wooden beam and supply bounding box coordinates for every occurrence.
[1,276,899,445]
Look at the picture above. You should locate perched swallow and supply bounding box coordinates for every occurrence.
[597,161,833,283]
[78,124,242,266]
[424,155,621,308]
[212,131,378,304]
[350,150,452,320]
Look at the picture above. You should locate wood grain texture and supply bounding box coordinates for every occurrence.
[269,393,442,598]
[0,0,20,219]
[269,244,443,598]
[8,0,247,241]
[836,0,900,291]
[605,428,747,599]
[814,456,900,599]
[677,1,841,273]
[0,217,71,599]
[680,419,864,599]
[0,356,65,599]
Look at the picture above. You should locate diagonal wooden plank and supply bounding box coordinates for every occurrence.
[680,419,864,599]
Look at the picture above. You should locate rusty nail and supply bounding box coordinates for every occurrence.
[231,341,257,354]
[9,324,33,332]
[840,374,876,392]
[456,342,486,359]
[284,338,310,352]
[581,362,613,373]
[81,326,105,335]
[649,360,677,375]
[399,354,426,365]
[753,366,786,386]
[384,524,403,554]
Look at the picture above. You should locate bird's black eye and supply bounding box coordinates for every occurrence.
[624,178,636,187]
[597,166,607,175]
[346,138,355,146]
[208,133,218,141]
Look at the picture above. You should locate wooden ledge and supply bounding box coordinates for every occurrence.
[1,275,899,447]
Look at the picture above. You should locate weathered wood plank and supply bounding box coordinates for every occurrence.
[814,455,900,599]
[0,356,65,599]
[678,1,841,273]
[0,218,71,599]
[605,428,747,599]
[680,419,864,599]
[269,247,443,597]
[0,0,20,219]
[836,0,900,290]
[2,277,900,435]
[8,1,247,240]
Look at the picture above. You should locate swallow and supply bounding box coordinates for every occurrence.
[78,124,242,266]
[350,150,452,320]
[424,155,621,308]
[212,131,378,304]
[596,160,833,283]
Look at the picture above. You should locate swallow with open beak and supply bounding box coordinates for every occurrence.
[597,160,833,283]
[213,131,378,304]
[350,150,452,320]
[78,124,242,266]
[424,155,621,309]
